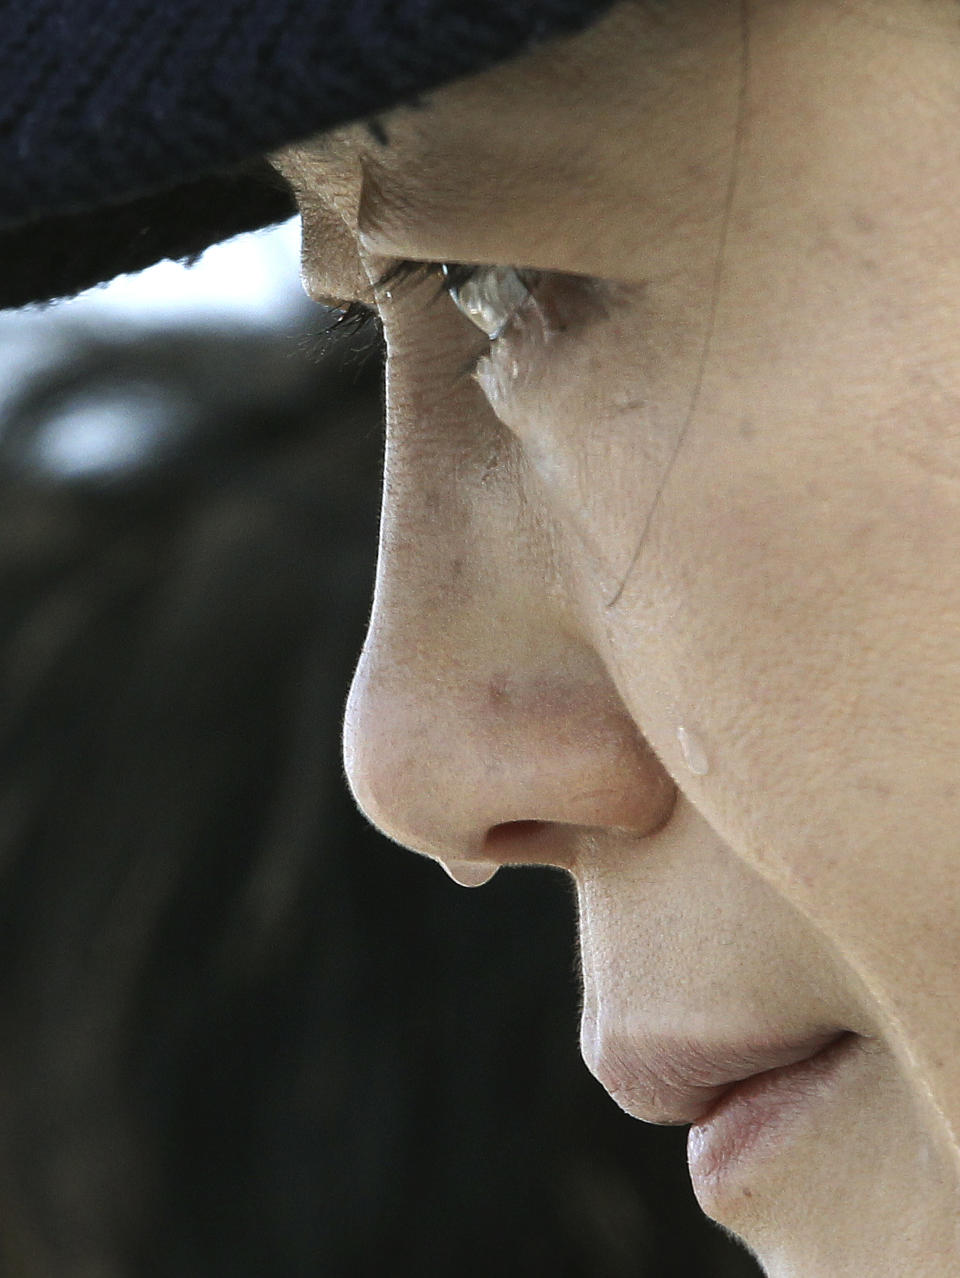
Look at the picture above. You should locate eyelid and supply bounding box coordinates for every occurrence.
[318,259,536,352]
[310,260,451,342]
[375,260,537,342]
[374,258,458,299]
[313,260,443,337]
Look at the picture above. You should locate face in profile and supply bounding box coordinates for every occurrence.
[273,0,960,1271]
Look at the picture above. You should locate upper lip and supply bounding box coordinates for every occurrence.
[583,1022,850,1125]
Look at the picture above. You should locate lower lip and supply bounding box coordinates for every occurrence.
[687,1032,861,1209]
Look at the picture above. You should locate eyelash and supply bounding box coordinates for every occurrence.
[320,260,482,340]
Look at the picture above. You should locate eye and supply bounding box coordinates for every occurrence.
[320,260,538,349]
[442,264,534,339]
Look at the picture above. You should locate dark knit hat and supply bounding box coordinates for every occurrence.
[1,0,616,311]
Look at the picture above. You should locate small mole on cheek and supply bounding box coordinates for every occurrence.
[853,776,892,800]
[851,208,877,234]
[488,672,510,707]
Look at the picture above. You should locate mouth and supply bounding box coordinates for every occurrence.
[686,1030,862,1206]
[585,1022,864,1211]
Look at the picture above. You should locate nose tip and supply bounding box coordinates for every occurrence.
[343,640,678,875]
[342,651,487,864]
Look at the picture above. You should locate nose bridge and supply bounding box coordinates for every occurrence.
[343,341,676,866]
[343,446,555,857]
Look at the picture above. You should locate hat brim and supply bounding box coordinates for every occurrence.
[1,0,616,310]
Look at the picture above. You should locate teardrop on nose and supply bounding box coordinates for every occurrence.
[441,860,501,888]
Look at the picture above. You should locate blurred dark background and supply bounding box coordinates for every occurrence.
[0,231,760,1277]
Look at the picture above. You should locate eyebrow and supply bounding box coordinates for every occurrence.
[267,149,373,306]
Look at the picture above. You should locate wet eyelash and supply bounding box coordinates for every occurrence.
[319,261,481,336]
[378,259,479,297]
[301,261,486,368]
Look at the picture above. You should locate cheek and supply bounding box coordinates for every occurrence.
[630,413,960,878]
[526,324,960,909]
[485,273,718,596]
[584,399,960,1141]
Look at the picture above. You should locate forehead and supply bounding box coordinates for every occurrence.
[274,3,622,201]
[271,0,742,298]
[270,19,607,300]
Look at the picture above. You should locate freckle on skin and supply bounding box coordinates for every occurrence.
[851,209,877,234]
[854,777,892,799]
[488,672,509,706]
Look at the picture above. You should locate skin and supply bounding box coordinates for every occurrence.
[272,0,960,1270]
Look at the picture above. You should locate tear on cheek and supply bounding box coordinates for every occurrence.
[472,294,556,410]
[473,351,512,408]
[473,273,622,416]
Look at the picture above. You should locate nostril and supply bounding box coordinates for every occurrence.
[483,819,571,866]
[442,823,560,888]
[486,820,548,850]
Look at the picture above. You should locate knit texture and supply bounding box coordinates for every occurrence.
[0,0,615,309]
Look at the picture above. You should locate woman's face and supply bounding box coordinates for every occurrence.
[274,0,960,1271]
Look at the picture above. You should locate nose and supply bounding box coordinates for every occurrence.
[343,316,676,879]
[345,617,676,873]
